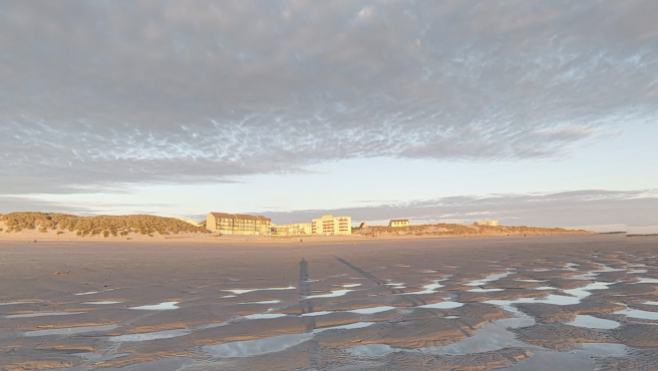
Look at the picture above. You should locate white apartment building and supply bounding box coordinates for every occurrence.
[311,215,351,235]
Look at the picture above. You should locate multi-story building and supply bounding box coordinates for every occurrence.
[311,215,351,235]
[389,219,410,227]
[273,223,312,236]
[475,220,499,226]
[206,212,271,235]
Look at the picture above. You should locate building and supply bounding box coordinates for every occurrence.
[311,215,351,235]
[389,219,410,227]
[273,223,312,236]
[358,222,368,229]
[206,212,271,235]
[475,220,499,227]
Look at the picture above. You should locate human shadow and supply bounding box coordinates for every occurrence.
[333,255,427,306]
[333,255,472,337]
[298,258,316,331]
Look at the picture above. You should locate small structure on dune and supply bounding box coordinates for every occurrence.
[389,219,410,228]
[358,222,368,229]
[475,220,499,226]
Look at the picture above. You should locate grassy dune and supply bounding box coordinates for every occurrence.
[0,212,207,237]
[354,223,594,237]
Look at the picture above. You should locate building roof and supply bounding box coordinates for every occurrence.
[390,219,409,222]
[209,212,271,222]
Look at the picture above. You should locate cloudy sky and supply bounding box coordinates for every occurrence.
[1,0,657,232]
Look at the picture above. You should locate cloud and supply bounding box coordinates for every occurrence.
[0,196,92,215]
[261,189,658,232]
[0,1,656,193]
[0,194,178,216]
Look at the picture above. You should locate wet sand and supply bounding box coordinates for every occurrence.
[1,235,657,370]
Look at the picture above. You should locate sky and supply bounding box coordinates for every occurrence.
[1,0,657,233]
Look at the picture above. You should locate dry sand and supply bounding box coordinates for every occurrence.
[1,234,657,370]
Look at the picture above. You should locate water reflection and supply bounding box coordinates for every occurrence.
[568,315,620,329]
[6,311,83,318]
[347,314,538,358]
[109,328,192,342]
[204,333,314,357]
[24,324,118,337]
[129,301,179,310]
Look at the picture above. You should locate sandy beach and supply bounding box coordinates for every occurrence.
[1,234,657,370]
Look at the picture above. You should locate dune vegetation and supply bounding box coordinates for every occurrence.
[0,212,207,237]
[354,223,594,237]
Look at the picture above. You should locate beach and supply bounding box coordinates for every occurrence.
[1,234,657,370]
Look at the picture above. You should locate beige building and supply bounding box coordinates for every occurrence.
[273,223,312,236]
[475,220,499,226]
[389,219,410,227]
[206,212,271,235]
[311,215,351,235]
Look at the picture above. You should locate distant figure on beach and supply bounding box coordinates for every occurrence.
[33,239,37,243]
[300,239,303,243]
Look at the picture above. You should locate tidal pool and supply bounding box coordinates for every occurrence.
[418,301,464,310]
[614,308,658,320]
[205,321,376,358]
[81,301,123,305]
[402,280,445,295]
[239,300,281,305]
[0,301,40,306]
[349,306,397,314]
[243,313,287,320]
[109,328,192,342]
[466,270,514,287]
[223,286,296,295]
[467,288,505,292]
[347,320,534,357]
[564,263,580,271]
[204,333,314,357]
[385,282,406,289]
[315,321,374,332]
[130,301,180,310]
[24,324,118,337]
[306,289,354,299]
[74,291,99,296]
[568,315,620,329]
[6,311,84,318]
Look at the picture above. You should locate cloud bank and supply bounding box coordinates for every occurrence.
[262,189,658,232]
[1,1,656,193]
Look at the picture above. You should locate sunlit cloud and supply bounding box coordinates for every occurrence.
[1,1,656,194]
